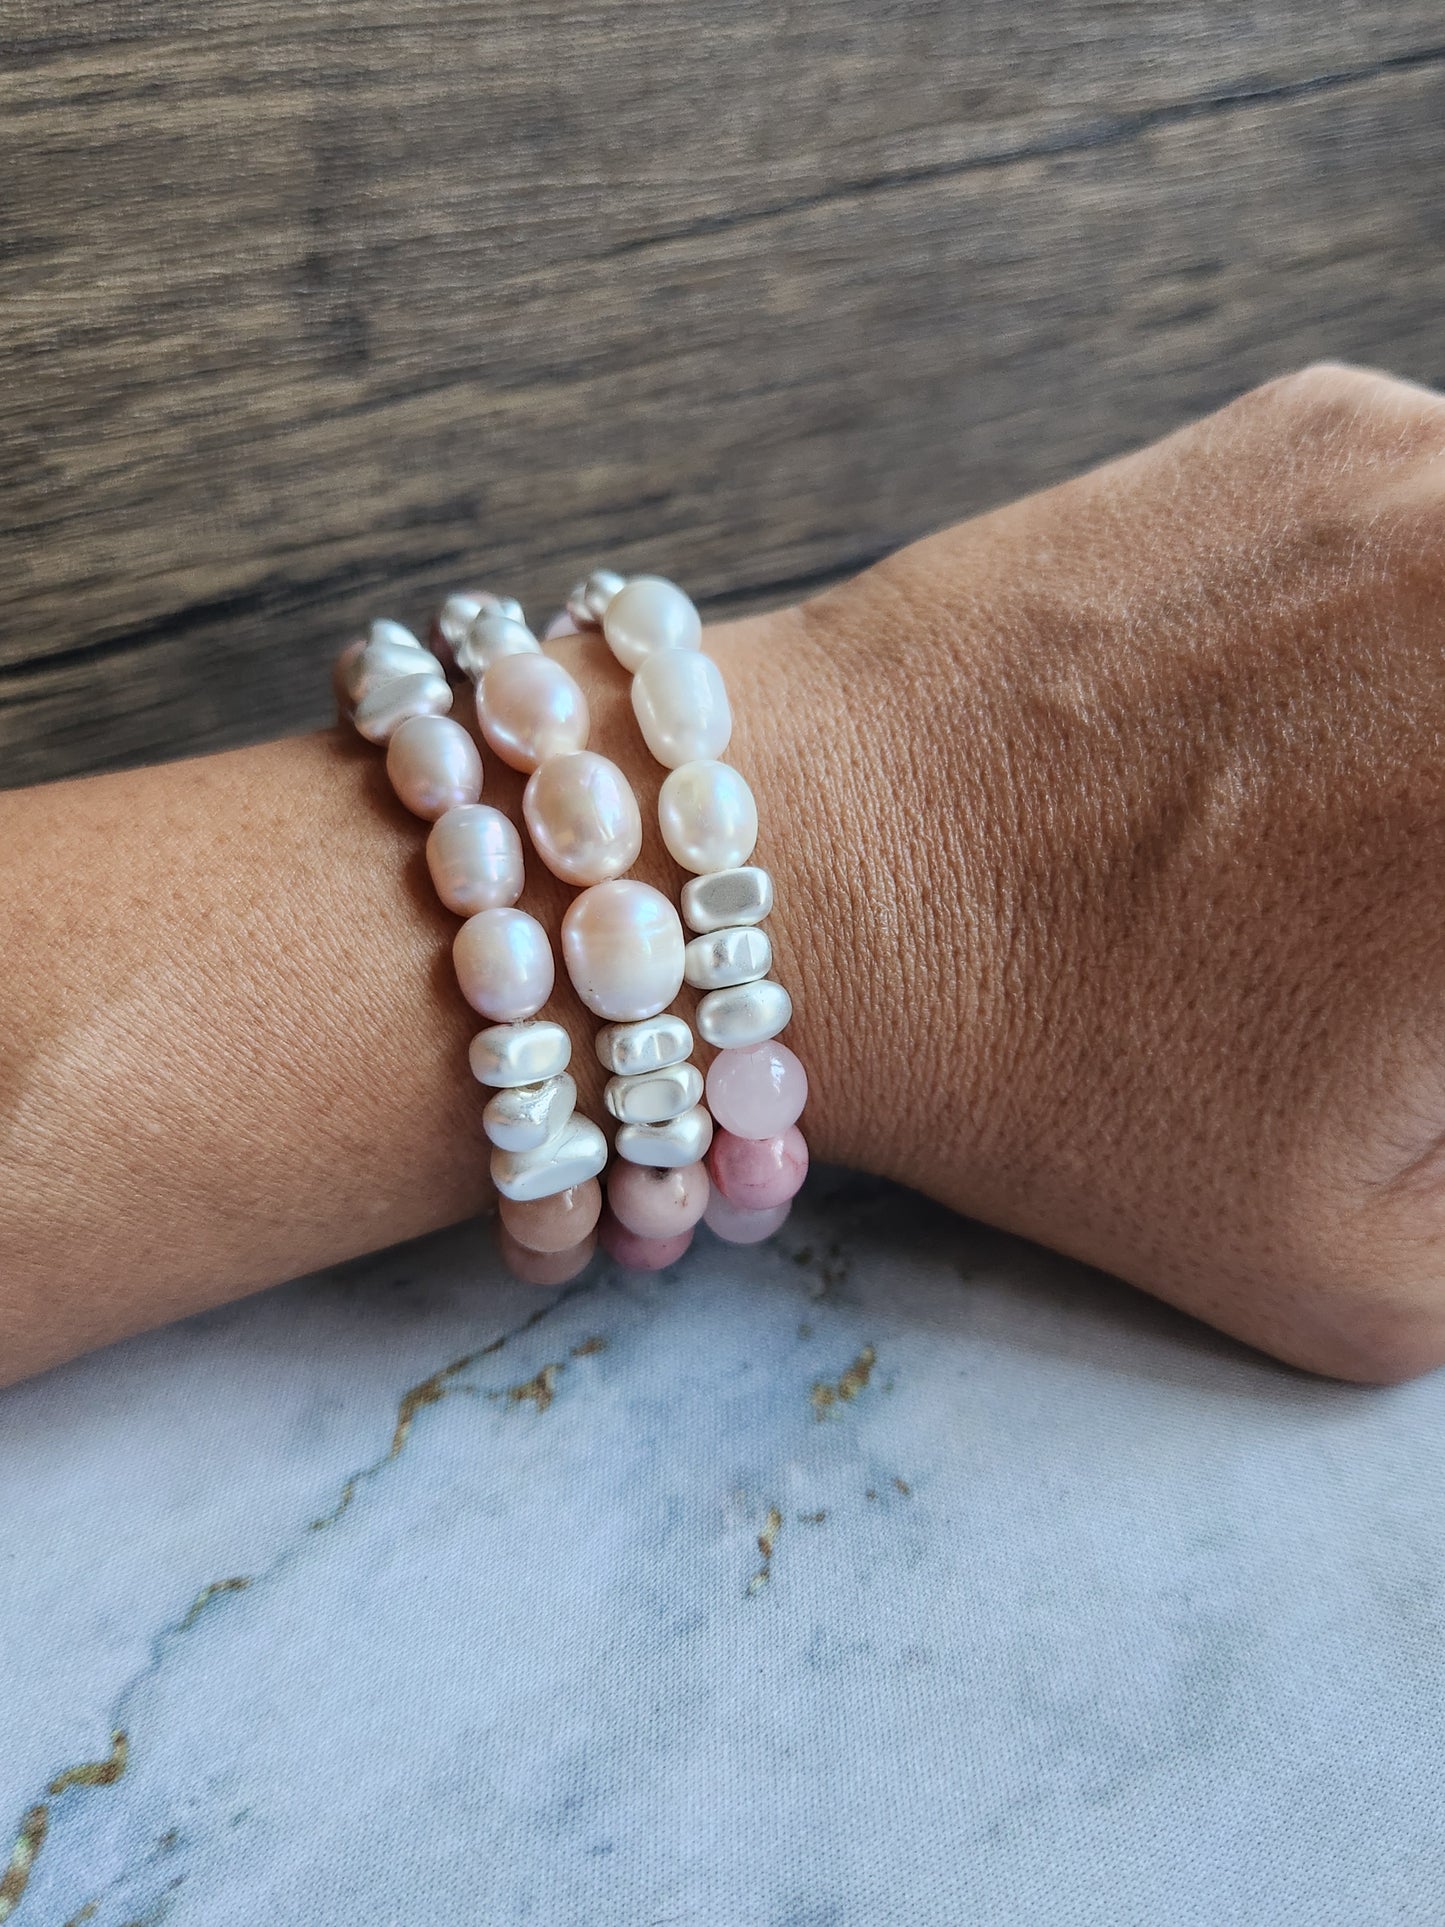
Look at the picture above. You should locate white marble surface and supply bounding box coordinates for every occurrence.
[3,1171,1444,1925]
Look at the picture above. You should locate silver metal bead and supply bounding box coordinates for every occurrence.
[483,1073,577,1154]
[352,669,452,745]
[455,612,540,682]
[680,865,774,933]
[491,1113,608,1201]
[604,1062,703,1126]
[683,925,772,991]
[468,1021,572,1089]
[566,569,626,631]
[695,979,792,1050]
[615,1104,714,1169]
[592,1013,693,1078]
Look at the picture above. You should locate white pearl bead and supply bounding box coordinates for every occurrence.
[478,654,590,772]
[593,1013,693,1077]
[469,1021,571,1088]
[385,714,483,821]
[455,612,540,682]
[492,1113,608,1202]
[683,924,772,990]
[426,805,524,915]
[615,1104,714,1169]
[657,759,758,873]
[453,907,555,1023]
[353,670,453,745]
[437,592,525,657]
[681,865,774,932]
[604,1062,704,1125]
[483,1073,577,1153]
[561,879,685,1021]
[601,576,702,672]
[523,751,642,886]
[695,979,792,1049]
[631,650,732,768]
[343,633,441,705]
[566,569,626,630]
[370,617,425,653]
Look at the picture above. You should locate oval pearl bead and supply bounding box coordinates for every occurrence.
[483,1073,576,1154]
[561,879,685,1021]
[426,805,524,916]
[453,908,555,1023]
[478,653,590,773]
[492,1113,608,1202]
[683,925,772,991]
[709,1125,808,1210]
[607,1160,710,1240]
[604,1061,703,1125]
[567,569,626,631]
[631,650,732,768]
[468,1021,571,1089]
[695,979,792,1051]
[496,1223,595,1286]
[601,575,702,672]
[658,760,758,874]
[705,1040,808,1139]
[593,1013,693,1077]
[499,1179,602,1254]
[385,714,483,821]
[616,1104,713,1170]
[703,1193,791,1246]
[599,1211,695,1272]
[455,612,540,682]
[681,865,774,933]
[524,752,642,887]
[353,669,452,745]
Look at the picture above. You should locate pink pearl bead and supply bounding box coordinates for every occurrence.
[478,653,590,773]
[703,1192,791,1245]
[607,1160,709,1240]
[453,907,555,1022]
[496,1222,595,1287]
[599,1210,694,1272]
[708,1126,808,1210]
[385,714,484,821]
[332,639,366,710]
[561,879,685,1021]
[523,751,642,886]
[704,1040,808,1139]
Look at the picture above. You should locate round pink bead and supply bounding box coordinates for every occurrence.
[599,1210,694,1272]
[704,1193,791,1245]
[708,1125,808,1210]
[496,1222,595,1287]
[607,1160,710,1241]
[704,1040,808,1140]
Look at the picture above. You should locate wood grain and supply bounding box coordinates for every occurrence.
[3,2,1443,784]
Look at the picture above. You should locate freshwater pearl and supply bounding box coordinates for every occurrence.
[681,865,774,933]
[630,650,732,768]
[492,1113,608,1202]
[433,591,524,663]
[599,1211,695,1272]
[499,1178,602,1254]
[601,575,702,672]
[332,639,366,710]
[567,569,626,630]
[353,669,452,745]
[525,753,642,886]
[708,1125,809,1210]
[604,1061,703,1125]
[705,1040,807,1139]
[385,714,483,821]
[344,634,441,705]
[371,617,426,653]
[593,1013,693,1077]
[426,805,524,915]
[496,1223,595,1286]
[657,760,758,873]
[468,1021,571,1089]
[455,611,540,682]
[615,1104,713,1169]
[607,1159,710,1240]
[561,879,684,1020]
[683,924,772,991]
[453,908,555,1022]
[696,979,792,1050]
[703,1193,791,1246]
[483,1073,576,1154]
[542,610,580,640]
[478,653,590,772]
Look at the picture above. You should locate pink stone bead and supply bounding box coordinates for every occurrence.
[500,1179,602,1254]
[496,1222,595,1287]
[599,1210,694,1272]
[703,1192,791,1245]
[708,1125,808,1210]
[704,1040,808,1140]
[607,1160,709,1241]
[477,652,590,773]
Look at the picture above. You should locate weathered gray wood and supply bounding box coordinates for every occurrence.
[2,2,1443,784]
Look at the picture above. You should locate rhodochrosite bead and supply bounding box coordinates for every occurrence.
[708,1125,808,1210]
[607,1160,709,1240]
[426,805,524,915]
[601,575,702,672]
[657,759,758,874]
[703,1192,791,1245]
[478,654,590,772]
[386,714,483,820]
[599,1210,695,1272]
[453,908,555,1022]
[704,1040,808,1138]
[561,880,685,1021]
[524,751,642,886]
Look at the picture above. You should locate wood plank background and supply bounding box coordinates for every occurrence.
[3,1,1443,786]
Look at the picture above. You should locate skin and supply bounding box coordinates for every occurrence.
[4,361,1445,1388]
